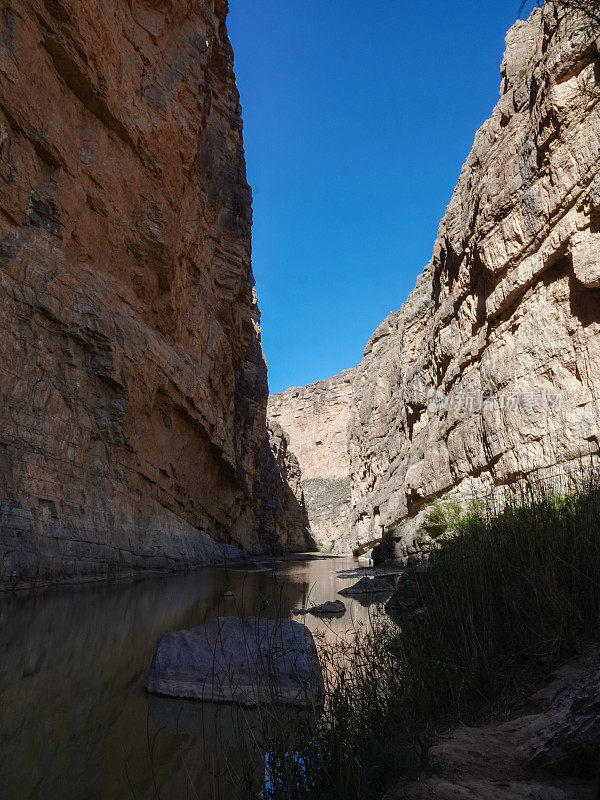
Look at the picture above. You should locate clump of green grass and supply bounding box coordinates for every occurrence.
[421,496,484,539]
[422,496,463,539]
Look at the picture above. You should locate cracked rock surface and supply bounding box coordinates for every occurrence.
[336,6,600,554]
[0,0,304,587]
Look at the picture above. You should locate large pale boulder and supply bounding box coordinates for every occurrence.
[145,617,322,707]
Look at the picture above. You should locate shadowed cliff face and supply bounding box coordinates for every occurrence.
[253,421,316,552]
[336,5,600,554]
[0,0,304,586]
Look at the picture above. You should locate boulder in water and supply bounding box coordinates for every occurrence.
[145,616,322,706]
[338,576,393,596]
[293,600,346,617]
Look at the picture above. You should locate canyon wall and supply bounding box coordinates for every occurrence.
[335,4,600,555]
[0,0,306,589]
[253,421,313,552]
[268,369,354,545]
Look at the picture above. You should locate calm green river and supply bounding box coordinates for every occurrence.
[0,555,392,800]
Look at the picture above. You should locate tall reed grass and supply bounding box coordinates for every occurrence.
[260,478,600,799]
[402,486,600,719]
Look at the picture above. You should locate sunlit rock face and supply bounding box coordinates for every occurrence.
[0,0,302,587]
[337,5,600,554]
[268,370,355,546]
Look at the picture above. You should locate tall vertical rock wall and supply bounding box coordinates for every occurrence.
[253,421,314,552]
[0,0,304,588]
[268,369,354,545]
[336,5,600,554]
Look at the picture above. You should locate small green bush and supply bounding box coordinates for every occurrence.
[421,496,484,539]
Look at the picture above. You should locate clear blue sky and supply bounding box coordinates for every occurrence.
[227,1,532,394]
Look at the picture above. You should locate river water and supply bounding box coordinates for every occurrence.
[0,555,396,800]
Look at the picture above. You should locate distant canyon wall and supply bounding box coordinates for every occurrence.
[337,4,600,554]
[268,370,354,545]
[0,0,307,589]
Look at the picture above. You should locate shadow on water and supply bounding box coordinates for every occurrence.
[147,695,315,799]
[0,556,372,800]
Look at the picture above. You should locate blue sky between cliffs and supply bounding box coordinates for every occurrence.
[228,0,531,394]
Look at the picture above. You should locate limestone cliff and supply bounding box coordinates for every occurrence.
[0,0,304,588]
[336,4,600,555]
[268,369,354,545]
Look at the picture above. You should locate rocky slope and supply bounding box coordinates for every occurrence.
[268,369,354,545]
[395,654,598,800]
[335,4,600,555]
[0,0,306,589]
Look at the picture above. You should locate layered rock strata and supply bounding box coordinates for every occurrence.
[268,369,354,545]
[0,0,304,588]
[337,5,600,554]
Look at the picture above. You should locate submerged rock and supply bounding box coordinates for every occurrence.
[145,617,322,707]
[338,576,393,596]
[148,693,312,748]
[293,600,346,617]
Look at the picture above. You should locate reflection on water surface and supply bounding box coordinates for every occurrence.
[0,556,396,799]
